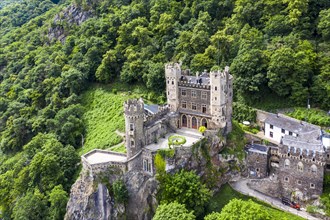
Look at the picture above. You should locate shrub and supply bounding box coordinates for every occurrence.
[153,202,195,220]
[233,102,257,123]
[306,205,317,214]
[112,179,128,204]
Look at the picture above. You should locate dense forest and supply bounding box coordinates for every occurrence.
[0,0,329,219]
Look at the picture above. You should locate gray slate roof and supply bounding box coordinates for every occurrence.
[282,135,324,153]
[144,104,159,115]
[247,144,269,154]
[265,113,320,137]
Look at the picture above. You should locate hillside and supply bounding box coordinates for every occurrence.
[0,0,329,219]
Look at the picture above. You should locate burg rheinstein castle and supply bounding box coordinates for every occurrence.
[81,62,330,205]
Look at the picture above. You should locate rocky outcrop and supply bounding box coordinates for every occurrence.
[65,170,113,220]
[48,4,92,42]
[124,171,158,220]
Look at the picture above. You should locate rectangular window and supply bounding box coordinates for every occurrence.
[202,92,207,99]
[270,124,273,129]
[191,90,197,98]
[181,89,187,96]
[289,131,293,136]
[192,103,197,110]
[182,101,187,109]
[130,123,134,131]
[281,129,285,134]
[143,159,152,172]
[202,104,207,113]
[270,131,273,138]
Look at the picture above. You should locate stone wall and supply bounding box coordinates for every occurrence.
[246,151,269,179]
[277,146,325,199]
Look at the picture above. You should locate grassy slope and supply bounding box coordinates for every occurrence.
[79,83,155,155]
[207,184,304,220]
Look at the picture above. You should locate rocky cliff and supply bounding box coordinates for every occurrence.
[65,134,229,220]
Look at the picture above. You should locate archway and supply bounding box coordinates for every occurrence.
[201,118,208,128]
[192,117,197,129]
[182,115,187,127]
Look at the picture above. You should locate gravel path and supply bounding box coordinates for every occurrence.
[230,178,319,220]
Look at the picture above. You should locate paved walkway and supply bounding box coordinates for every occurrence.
[230,178,319,220]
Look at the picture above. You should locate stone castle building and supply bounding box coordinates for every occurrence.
[246,112,330,200]
[82,62,233,176]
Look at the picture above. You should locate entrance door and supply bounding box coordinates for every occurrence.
[182,115,187,127]
[192,117,197,129]
[201,118,207,128]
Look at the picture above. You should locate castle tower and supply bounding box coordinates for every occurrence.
[165,63,181,112]
[210,66,232,130]
[124,98,145,160]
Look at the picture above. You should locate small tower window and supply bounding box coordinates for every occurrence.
[310,183,315,189]
[202,104,207,113]
[191,90,197,98]
[281,129,285,134]
[131,139,135,147]
[215,97,217,101]
[297,180,302,185]
[130,123,134,131]
[284,159,290,168]
[191,103,197,110]
[297,162,304,172]
[215,86,218,91]
[269,131,273,138]
[284,177,289,182]
[300,155,302,160]
[289,131,293,136]
[181,89,187,96]
[182,101,187,109]
[172,81,174,85]
[270,124,273,129]
[143,159,152,172]
[311,165,317,173]
[202,92,207,99]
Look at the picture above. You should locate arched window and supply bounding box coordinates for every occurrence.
[201,118,208,128]
[284,159,290,168]
[297,162,304,172]
[192,117,197,129]
[182,115,187,127]
[311,165,317,173]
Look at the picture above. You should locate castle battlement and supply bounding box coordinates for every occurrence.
[124,98,144,116]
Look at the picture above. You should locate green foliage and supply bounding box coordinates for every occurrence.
[287,108,330,127]
[232,102,257,123]
[218,199,270,220]
[222,121,247,160]
[158,170,211,218]
[153,202,195,220]
[154,152,166,174]
[168,135,187,146]
[206,184,304,220]
[48,185,69,220]
[306,205,317,214]
[157,149,175,159]
[199,126,206,133]
[112,179,129,204]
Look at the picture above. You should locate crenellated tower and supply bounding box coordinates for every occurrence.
[209,66,232,132]
[165,62,181,112]
[124,98,145,160]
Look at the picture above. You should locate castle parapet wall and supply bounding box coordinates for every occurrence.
[281,146,326,166]
[178,80,210,89]
[81,149,127,176]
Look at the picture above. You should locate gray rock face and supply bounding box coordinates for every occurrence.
[48,4,92,42]
[65,171,112,220]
